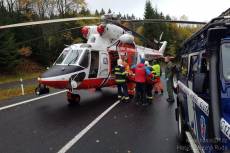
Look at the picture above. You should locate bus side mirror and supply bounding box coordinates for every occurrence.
[193,73,206,94]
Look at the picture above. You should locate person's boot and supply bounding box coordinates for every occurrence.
[167,98,174,103]
[118,95,122,101]
[124,97,130,103]
[142,102,149,106]
[148,99,153,104]
[160,90,164,95]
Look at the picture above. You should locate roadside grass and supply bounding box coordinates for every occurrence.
[0,85,37,101]
[0,72,41,84]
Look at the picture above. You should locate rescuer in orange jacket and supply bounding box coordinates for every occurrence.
[131,58,153,106]
[122,58,135,97]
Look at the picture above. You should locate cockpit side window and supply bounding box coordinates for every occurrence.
[55,49,69,64]
[63,49,82,65]
[79,50,89,68]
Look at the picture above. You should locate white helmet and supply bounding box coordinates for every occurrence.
[117,59,123,65]
[145,61,149,66]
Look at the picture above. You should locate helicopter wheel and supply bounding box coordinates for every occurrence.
[67,91,80,106]
[95,88,102,91]
[35,84,49,95]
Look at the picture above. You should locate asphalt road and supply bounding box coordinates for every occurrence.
[0,87,190,153]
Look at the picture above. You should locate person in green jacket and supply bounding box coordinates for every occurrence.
[152,60,164,95]
[165,56,175,102]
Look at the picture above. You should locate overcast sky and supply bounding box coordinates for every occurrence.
[85,0,229,22]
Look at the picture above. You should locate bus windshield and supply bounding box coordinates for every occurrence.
[222,42,230,81]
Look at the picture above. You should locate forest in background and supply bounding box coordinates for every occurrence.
[0,0,201,74]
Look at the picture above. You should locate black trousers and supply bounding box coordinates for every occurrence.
[146,83,153,102]
[135,82,146,104]
[117,83,128,99]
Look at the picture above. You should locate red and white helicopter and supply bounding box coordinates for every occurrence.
[0,14,206,105]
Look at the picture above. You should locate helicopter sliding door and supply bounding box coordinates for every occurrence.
[98,52,109,78]
[109,51,119,75]
[89,51,99,78]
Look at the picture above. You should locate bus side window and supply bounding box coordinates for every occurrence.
[188,55,198,80]
[180,57,188,77]
[200,57,208,73]
[200,57,210,98]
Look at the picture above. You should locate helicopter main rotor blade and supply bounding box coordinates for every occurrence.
[121,19,207,25]
[112,21,156,48]
[0,17,100,29]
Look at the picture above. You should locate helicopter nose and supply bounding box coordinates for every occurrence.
[41,65,84,78]
[38,65,84,89]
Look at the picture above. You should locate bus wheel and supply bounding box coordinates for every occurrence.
[173,73,178,94]
[177,107,186,143]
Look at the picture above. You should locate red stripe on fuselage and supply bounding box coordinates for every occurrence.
[39,80,68,89]
[39,78,116,89]
[77,78,116,89]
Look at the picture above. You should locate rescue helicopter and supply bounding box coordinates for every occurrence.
[0,14,206,105]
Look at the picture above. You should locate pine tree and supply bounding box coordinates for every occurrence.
[108,8,112,14]
[143,1,156,47]
[100,8,105,15]
[95,9,99,16]
[80,7,91,15]
[0,31,19,72]
[143,1,167,49]
[131,14,135,19]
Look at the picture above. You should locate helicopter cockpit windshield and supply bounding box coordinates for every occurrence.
[54,48,83,65]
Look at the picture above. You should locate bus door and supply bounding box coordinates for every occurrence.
[188,52,211,152]
[187,53,199,137]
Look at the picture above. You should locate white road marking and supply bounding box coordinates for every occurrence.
[57,100,120,153]
[0,90,67,111]
[185,132,201,153]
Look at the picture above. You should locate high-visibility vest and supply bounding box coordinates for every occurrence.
[114,65,126,83]
[152,64,161,77]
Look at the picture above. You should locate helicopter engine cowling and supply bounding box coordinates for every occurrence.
[100,24,125,40]
[119,34,135,44]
